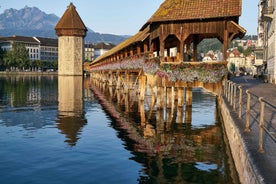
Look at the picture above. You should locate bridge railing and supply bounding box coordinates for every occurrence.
[223,80,276,153]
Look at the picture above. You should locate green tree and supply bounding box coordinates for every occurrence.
[198,38,222,54]
[33,60,42,69]
[12,42,30,69]
[237,46,244,54]
[243,47,252,56]
[52,61,58,69]
[0,46,5,70]
[3,50,15,70]
[3,42,29,70]
[230,62,236,73]
[42,60,51,69]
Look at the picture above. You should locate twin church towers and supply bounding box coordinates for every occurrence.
[55,3,87,76]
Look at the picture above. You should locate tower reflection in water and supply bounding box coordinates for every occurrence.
[57,76,87,146]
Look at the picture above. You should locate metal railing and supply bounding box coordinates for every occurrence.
[223,80,276,153]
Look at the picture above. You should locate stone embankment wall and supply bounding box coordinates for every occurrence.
[219,96,263,184]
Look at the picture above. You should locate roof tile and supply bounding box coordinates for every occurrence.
[55,3,87,36]
[147,0,241,23]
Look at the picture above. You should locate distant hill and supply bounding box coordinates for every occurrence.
[197,34,258,54]
[0,6,129,44]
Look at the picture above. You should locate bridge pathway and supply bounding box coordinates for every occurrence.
[229,75,276,184]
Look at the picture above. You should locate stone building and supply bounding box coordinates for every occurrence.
[84,43,94,62]
[258,0,276,83]
[55,3,87,76]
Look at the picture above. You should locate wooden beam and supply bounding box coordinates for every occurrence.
[222,21,229,61]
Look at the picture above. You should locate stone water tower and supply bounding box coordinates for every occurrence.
[55,3,87,76]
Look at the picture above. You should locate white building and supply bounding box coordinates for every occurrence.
[227,49,246,74]
[0,35,58,62]
[93,42,115,60]
[259,0,276,83]
[36,37,58,62]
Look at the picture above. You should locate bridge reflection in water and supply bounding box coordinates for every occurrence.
[88,76,239,183]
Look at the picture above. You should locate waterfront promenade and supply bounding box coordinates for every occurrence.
[225,75,276,184]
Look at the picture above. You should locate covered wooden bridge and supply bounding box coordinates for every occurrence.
[89,0,246,109]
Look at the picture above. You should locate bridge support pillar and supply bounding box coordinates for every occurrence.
[166,107,173,129]
[166,87,173,109]
[156,109,165,132]
[185,106,192,123]
[124,93,130,113]
[177,87,185,107]
[139,75,147,101]
[186,87,193,107]
[139,100,146,126]
[177,106,184,123]
[157,86,165,109]
[185,87,193,123]
[108,86,113,100]
[123,72,129,94]
[116,71,121,90]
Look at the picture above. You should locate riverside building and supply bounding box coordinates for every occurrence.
[0,35,58,62]
[0,36,115,64]
[258,0,276,83]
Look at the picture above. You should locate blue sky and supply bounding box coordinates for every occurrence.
[0,0,259,36]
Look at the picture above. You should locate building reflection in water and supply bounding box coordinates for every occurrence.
[57,76,87,146]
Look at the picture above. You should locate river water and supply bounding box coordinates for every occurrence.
[0,75,239,184]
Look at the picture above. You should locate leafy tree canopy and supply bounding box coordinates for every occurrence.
[3,42,30,70]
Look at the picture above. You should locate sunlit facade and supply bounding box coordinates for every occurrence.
[259,0,276,83]
[0,36,58,62]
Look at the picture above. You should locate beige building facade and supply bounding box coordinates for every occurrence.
[57,36,84,75]
[259,0,276,83]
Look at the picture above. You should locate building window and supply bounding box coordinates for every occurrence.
[256,52,263,60]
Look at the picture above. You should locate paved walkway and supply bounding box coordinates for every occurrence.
[228,76,276,184]
[231,75,276,105]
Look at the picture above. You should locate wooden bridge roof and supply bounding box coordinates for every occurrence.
[92,0,244,65]
[93,26,150,64]
[141,0,241,29]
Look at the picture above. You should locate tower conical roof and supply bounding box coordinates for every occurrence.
[55,3,87,37]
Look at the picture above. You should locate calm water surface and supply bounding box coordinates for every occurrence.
[0,75,238,184]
